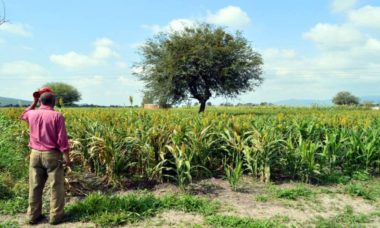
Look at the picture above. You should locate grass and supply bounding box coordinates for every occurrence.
[0,183,13,200]
[205,215,286,228]
[65,191,219,226]
[256,194,270,202]
[0,197,28,215]
[0,221,19,228]
[344,182,375,200]
[312,205,371,227]
[0,176,29,215]
[274,185,314,200]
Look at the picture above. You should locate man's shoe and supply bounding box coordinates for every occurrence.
[50,213,71,225]
[27,214,47,225]
[49,215,65,225]
[49,219,62,225]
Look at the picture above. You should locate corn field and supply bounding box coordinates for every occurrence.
[1,106,380,187]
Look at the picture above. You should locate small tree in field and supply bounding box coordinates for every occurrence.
[43,82,81,106]
[129,96,134,107]
[135,23,263,113]
[332,91,359,105]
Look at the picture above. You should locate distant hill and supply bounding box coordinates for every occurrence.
[359,96,380,103]
[274,96,380,106]
[0,97,31,106]
[274,99,332,106]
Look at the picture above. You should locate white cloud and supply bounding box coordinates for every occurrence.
[331,0,358,13]
[0,61,48,81]
[73,75,105,88]
[115,61,128,69]
[94,38,114,47]
[348,6,380,29]
[206,6,251,28]
[50,51,99,68]
[142,24,162,34]
[166,19,195,32]
[143,19,195,33]
[117,75,143,87]
[261,14,380,99]
[0,23,32,37]
[129,42,145,49]
[303,23,365,49]
[143,5,251,34]
[50,37,120,68]
[93,38,119,59]
[262,48,297,60]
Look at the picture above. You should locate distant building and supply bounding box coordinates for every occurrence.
[144,104,160,110]
[371,106,380,110]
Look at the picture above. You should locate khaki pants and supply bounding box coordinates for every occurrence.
[27,149,65,222]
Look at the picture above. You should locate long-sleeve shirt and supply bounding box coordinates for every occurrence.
[21,104,69,153]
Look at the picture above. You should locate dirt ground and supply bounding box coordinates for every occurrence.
[1,177,380,227]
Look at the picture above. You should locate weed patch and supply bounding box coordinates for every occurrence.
[274,185,315,200]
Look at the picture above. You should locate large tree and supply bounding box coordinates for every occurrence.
[43,82,81,106]
[332,91,359,105]
[135,23,263,112]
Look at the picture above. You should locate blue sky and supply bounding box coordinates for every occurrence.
[0,0,379,105]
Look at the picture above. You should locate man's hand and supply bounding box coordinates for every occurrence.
[33,96,39,104]
[63,151,71,167]
[29,92,40,110]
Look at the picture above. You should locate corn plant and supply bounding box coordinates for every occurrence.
[224,155,243,191]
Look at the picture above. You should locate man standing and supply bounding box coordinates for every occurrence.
[21,88,70,225]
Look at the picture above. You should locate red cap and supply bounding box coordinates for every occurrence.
[33,87,55,98]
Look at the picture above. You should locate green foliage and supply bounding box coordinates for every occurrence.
[43,82,81,105]
[206,215,285,228]
[66,192,219,226]
[135,23,263,112]
[332,91,359,106]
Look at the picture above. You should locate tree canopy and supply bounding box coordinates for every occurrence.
[135,23,263,112]
[43,82,81,106]
[332,91,359,105]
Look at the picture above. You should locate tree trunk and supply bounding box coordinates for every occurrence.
[199,100,206,113]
